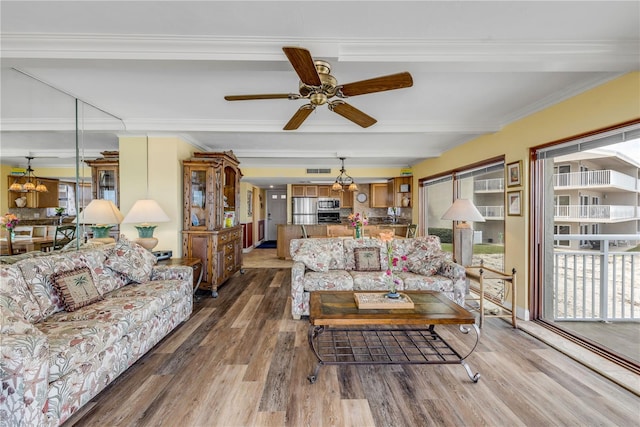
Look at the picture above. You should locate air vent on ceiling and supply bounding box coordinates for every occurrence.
[306,168,331,174]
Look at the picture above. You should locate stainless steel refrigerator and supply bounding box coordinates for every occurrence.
[292,197,318,224]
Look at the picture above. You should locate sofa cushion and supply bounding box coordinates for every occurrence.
[17,252,90,319]
[291,238,345,272]
[51,267,103,312]
[398,271,454,292]
[104,236,157,283]
[80,248,129,294]
[302,270,353,292]
[350,271,401,291]
[353,247,382,271]
[343,238,386,271]
[0,264,43,323]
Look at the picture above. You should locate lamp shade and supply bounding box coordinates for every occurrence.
[122,199,170,225]
[441,199,486,223]
[76,199,124,225]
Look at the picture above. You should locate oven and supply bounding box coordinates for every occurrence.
[318,198,340,211]
[317,211,341,224]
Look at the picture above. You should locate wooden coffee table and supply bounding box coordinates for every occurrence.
[308,291,480,383]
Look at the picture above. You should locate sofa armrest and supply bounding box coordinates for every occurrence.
[0,328,50,427]
[291,261,307,319]
[150,265,193,284]
[438,259,466,282]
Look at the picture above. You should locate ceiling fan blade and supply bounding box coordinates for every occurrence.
[284,105,315,130]
[224,93,298,101]
[339,72,413,97]
[283,47,322,86]
[329,101,377,128]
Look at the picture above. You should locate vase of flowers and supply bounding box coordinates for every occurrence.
[348,212,368,240]
[1,213,20,241]
[378,230,408,298]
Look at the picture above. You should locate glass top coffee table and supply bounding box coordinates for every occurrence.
[307,291,480,384]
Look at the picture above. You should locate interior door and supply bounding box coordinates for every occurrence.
[266,190,287,241]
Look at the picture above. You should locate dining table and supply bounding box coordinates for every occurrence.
[0,236,55,254]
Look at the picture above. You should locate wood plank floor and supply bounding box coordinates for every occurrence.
[65,268,640,426]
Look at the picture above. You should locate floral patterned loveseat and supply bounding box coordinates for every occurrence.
[290,235,466,319]
[0,237,193,426]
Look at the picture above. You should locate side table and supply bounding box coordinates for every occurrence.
[158,258,203,295]
[465,262,517,328]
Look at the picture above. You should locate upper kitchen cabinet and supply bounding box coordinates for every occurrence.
[389,176,412,207]
[370,183,389,208]
[292,185,318,197]
[85,151,119,207]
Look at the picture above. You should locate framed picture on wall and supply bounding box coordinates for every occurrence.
[507,161,522,187]
[247,190,253,216]
[507,190,522,216]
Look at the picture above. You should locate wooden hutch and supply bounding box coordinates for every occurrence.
[181,151,243,297]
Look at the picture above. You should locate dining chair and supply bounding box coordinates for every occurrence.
[406,224,417,238]
[13,226,34,239]
[300,224,308,238]
[1,234,14,256]
[53,225,77,250]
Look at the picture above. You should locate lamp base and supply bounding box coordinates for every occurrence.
[135,237,159,251]
[91,225,113,239]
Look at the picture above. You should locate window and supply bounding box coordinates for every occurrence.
[421,160,505,269]
[554,225,570,247]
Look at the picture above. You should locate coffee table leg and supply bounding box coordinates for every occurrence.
[308,325,325,384]
[458,323,481,382]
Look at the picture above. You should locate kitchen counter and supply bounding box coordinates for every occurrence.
[276,223,410,259]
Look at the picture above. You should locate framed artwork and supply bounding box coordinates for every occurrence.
[507,161,522,187]
[247,190,253,216]
[507,191,522,216]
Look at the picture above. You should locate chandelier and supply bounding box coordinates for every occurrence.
[9,157,48,193]
[331,157,358,192]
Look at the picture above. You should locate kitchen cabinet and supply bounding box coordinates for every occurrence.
[85,151,119,207]
[370,183,389,208]
[317,185,331,197]
[387,176,412,207]
[182,151,243,297]
[8,177,60,208]
[292,185,318,197]
[341,190,354,208]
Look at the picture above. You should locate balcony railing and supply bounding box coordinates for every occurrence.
[474,178,504,192]
[552,234,640,322]
[477,205,504,219]
[554,170,638,191]
[554,205,639,221]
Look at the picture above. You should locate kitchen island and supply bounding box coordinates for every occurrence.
[276,223,409,259]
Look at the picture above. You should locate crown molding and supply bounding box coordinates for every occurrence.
[2,34,637,71]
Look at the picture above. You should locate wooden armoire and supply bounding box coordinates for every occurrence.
[181,151,243,297]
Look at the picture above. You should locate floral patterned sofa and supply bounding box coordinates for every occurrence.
[290,236,466,319]
[0,237,193,426]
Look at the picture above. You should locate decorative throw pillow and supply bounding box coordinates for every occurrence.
[51,267,103,312]
[354,247,381,271]
[291,244,332,272]
[104,236,157,283]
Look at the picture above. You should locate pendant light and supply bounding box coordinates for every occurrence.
[332,157,358,192]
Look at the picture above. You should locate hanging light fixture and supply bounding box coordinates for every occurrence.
[9,157,48,193]
[332,157,358,192]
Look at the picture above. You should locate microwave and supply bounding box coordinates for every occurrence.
[318,198,340,211]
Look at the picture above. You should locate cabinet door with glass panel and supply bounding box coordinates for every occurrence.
[85,151,119,207]
[183,163,218,231]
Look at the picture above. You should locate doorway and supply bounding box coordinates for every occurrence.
[266,190,287,241]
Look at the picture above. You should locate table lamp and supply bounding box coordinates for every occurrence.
[76,199,124,243]
[122,199,170,250]
[441,198,485,266]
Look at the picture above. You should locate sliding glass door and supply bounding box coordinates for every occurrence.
[532,123,640,366]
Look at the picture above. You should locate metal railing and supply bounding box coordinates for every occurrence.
[552,234,639,321]
[476,205,504,219]
[474,178,504,192]
[554,170,638,191]
[554,205,639,221]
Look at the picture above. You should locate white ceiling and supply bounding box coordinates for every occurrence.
[1,1,638,188]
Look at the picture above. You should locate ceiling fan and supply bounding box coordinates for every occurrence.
[224,46,413,130]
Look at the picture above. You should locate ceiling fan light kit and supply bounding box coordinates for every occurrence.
[224,46,413,130]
